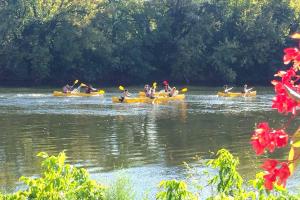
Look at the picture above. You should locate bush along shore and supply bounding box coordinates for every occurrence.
[0,149,299,200]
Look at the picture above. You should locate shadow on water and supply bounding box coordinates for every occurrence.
[0,87,299,197]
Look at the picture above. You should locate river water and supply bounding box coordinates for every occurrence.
[0,87,299,198]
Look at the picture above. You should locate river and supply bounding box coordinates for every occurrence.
[0,87,299,198]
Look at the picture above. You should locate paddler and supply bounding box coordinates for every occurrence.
[169,87,178,97]
[119,89,131,102]
[163,81,177,97]
[72,84,83,93]
[149,87,155,99]
[243,84,253,94]
[148,82,157,99]
[163,81,172,93]
[84,84,98,94]
[63,80,79,93]
[62,84,72,93]
[224,85,233,93]
[144,84,151,97]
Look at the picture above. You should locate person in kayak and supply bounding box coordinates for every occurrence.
[84,84,98,94]
[169,87,178,97]
[243,84,253,94]
[163,81,172,93]
[144,84,151,97]
[224,85,233,93]
[62,84,72,93]
[147,82,157,99]
[149,86,156,99]
[119,89,131,102]
[163,81,178,97]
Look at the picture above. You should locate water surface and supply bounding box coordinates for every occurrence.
[0,87,299,198]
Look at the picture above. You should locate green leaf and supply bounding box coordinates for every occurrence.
[292,140,300,147]
[37,152,49,158]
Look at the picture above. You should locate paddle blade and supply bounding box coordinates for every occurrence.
[290,33,300,39]
[153,82,157,89]
[74,80,79,84]
[119,86,125,91]
[98,90,105,95]
[80,83,87,87]
[181,88,188,93]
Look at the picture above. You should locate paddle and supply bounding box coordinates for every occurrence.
[98,90,105,95]
[153,82,157,89]
[224,87,233,93]
[118,86,130,102]
[80,83,87,87]
[63,79,78,93]
[246,88,253,92]
[71,80,79,87]
[181,88,188,93]
[119,85,125,91]
[151,82,159,104]
[71,82,86,94]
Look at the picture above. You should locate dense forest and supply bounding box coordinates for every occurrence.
[0,0,300,86]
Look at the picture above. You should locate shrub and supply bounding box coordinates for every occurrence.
[156,179,197,200]
[2,151,106,200]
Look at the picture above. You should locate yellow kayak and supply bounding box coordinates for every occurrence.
[112,94,185,104]
[53,91,104,97]
[138,91,169,97]
[217,91,257,97]
[112,96,148,103]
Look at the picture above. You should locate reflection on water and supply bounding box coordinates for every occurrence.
[0,87,298,197]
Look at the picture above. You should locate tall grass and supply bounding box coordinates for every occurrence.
[104,176,135,200]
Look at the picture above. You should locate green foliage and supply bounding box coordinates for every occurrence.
[0,0,299,85]
[104,176,135,200]
[206,149,243,196]
[249,172,300,200]
[2,151,106,200]
[186,149,299,200]
[0,149,300,199]
[156,179,198,200]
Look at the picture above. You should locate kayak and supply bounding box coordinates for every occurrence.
[138,90,181,97]
[53,91,104,97]
[217,91,257,97]
[112,94,185,104]
[112,96,148,103]
[152,94,185,103]
[138,91,169,97]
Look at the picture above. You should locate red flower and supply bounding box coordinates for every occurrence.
[272,94,298,114]
[251,123,289,155]
[261,160,291,190]
[251,123,274,155]
[261,159,278,171]
[274,130,288,148]
[251,37,298,192]
[276,162,290,187]
[283,48,299,65]
[263,173,277,190]
[271,68,299,114]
